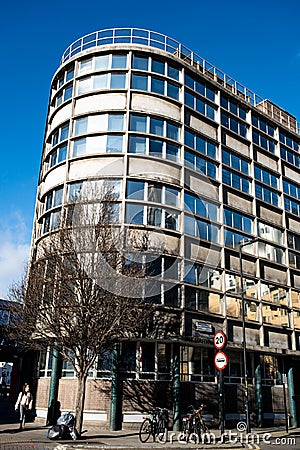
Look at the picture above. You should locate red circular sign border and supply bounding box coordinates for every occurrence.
[214,351,228,371]
[213,331,227,350]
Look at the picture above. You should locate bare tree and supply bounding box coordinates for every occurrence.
[8,183,156,434]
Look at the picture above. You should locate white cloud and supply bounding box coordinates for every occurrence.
[0,213,31,299]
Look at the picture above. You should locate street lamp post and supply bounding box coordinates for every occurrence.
[239,237,258,434]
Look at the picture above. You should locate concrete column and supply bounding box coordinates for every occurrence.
[172,343,181,431]
[288,366,297,428]
[255,363,262,427]
[110,343,121,431]
[47,348,62,425]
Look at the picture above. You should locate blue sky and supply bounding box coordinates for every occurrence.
[0,0,300,297]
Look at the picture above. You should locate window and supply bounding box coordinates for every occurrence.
[139,343,155,379]
[55,84,73,107]
[252,130,275,153]
[279,131,299,151]
[131,73,148,90]
[130,115,147,132]
[132,55,148,70]
[225,273,257,298]
[49,144,67,168]
[72,135,123,157]
[167,65,179,81]
[125,203,144,224]
[96,351,113,378]
[51,123,69,147]
[287,232,300,251]
[130,114,180,142]
[224,229,252,249]
[54,65,74,90]
[252,115,275,137]
[184,150,217,179]
[283,180,300,200]
[254,166,278,188]
[184,192,218,221]
[184,92,215,120]
[180,346,215,382]
[224,208,252,233]
[38,348,54,377]
[292,290,300,309]
[42,210,61,233]
[184,263,221,289]
[226,296,259,322]
[77,72,126,94]
[262,305,289,327]
[261,283,288,305]
[128,136,146,154]
[221,112,247,137]
[185,74,215,101]
[120,342,137,376]
[79,53,127,74]
[280,147,300,168]
[258,242,284,264]
[131,74,179,100]
[220,95,246,119]
[258,222,283,244]
[184,131,216,159]
[284,197,300,216]
[128,135,179,161]
[222,169,250,193]
[289,251,300,269]
[126,180,145,200]
[255,184,279,207]
[260,355,280,385]
[184,215,218,242]
[74,113,124,136]
[222,149,249,174]
[44,187,63,211]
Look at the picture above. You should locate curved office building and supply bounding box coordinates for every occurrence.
[32,28,300,428]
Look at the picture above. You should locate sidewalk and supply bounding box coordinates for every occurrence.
[0,399,299,450]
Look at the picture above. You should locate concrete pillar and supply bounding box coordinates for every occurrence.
[172,343,181,431]
[288,366,297,428]
[255,363,263,427]
[110,344,121,430]
[47,348,62,425]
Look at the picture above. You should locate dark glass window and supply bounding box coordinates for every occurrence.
[132,55,148,70]
[151,59,165,74]
[131,74,148,90]
[151,77,164,95]
[130,114,147,132]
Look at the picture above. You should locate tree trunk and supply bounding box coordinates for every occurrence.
[75,373,88,435]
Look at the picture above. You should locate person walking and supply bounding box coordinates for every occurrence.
[15,383,33,430]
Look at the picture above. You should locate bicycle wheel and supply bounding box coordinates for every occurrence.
[139,419,152,443]
[195,420,208,442]
[181,419,190,442]
[156,419,167,441]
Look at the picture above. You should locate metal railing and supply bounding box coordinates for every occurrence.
[60,28,300,135]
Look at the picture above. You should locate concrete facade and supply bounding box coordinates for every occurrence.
[31,28,300,428]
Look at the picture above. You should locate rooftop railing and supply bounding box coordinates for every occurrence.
[61,28,300,135]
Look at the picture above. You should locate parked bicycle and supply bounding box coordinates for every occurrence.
[139,407,168,443]
[181,404,208,442]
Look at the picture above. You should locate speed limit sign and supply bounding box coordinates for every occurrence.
[214,331,227,350]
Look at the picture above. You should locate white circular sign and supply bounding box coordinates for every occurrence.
[214,331,227,350]
[214,351,228,371]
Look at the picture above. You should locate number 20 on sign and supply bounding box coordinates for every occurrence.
[213,331,227,350]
